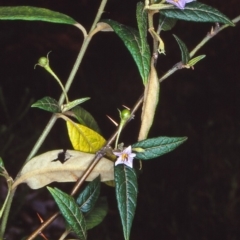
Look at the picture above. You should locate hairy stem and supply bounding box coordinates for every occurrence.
[25,2,109,163]
[0,189,15,239]
[24,14,240,240]
[25,0,109,239]
[26,14,240,240]
[190,16,240,58]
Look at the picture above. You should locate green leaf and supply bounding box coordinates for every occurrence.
[0,157,4,169]
[159,14,177,31]
[85,197,108,230]
[115,165,138,240]
[31,96,60,113]
[47,187,87,240]
[61,97,90,112]
[160,2,234,26]
[71,106,101,134]
[136,2,147,40]
[0,6,77,25]
[102,19,150,85]
[136,2,150,82]
[132,136,187,160]
[188,55,206,67]
[173,34,190,64]
[76,175,101,213]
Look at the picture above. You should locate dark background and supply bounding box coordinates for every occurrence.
[0,0,240,239]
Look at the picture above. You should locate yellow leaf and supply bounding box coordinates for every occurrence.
[67,121,106,153]
[12,149,114,190]
[104,180,115,187]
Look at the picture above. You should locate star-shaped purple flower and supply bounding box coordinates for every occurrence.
[166,0,195,9]
[113,146,136,168]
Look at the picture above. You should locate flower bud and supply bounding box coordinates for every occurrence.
[37,57,49,68]
[120,109,131,121]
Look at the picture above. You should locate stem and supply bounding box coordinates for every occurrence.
[74,23,88,38]
[27,212,60,240]
[0,177,12,219]
[45,66,69,103]
[190,16,240,58]
[25,0,110,163]
[147,10,158,55]
[26,1,109,239]
[26,90,142,240]
[114,123,123,149]
[26,14,240,239]
[58,0,107,106]
[25,115,57,162]
[159,64,179,83]
[58,229,69,240]
[0,189,15,239]
[24,13,240,240]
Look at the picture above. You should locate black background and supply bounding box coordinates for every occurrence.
[0,1,240,239]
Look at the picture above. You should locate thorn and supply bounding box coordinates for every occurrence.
[106,115,118,126]
[37,212,44,223]
[215,22,220,29]
[209,23,220,37]
[40,233,48,240]
[210,26,214,35]
[36,213,48,240]
[122,105,130,110]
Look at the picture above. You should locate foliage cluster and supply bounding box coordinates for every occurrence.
[0,1,239,239]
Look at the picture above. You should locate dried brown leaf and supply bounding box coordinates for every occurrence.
[13,150,114,190]
[138,58,160,140]
[96,22,113,32]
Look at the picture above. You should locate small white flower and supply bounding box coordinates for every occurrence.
[113,146,136,168]
[166,0,195,9]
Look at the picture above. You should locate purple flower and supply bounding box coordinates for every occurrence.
[166,0,195,9]
[113,146,136,168]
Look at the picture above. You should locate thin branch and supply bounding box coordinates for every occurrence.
[74,22,88,38]
[25,0,109,239]
[25,14,240,240]
[190,16,239,58]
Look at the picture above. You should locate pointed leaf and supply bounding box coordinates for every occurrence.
[138,60,159,140]
[102,19,150,85]
[85,197,108,230]
[13,149,114,189]
[159,14,177,31]
[48,187,87,240]
[31,96,60,113]
[188,55,206,67]
[136,2,149,67]
[136,2,147,40]
[132,136,187,160]
[160,2,234,26]
[70,106,101,134]
[173,34,190,64]
[61,97,90,112]
[67,121,106,153]
[0,6,77,25]
[0,157,4,169]
[76,175,101,213]
[115,165,138,240]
